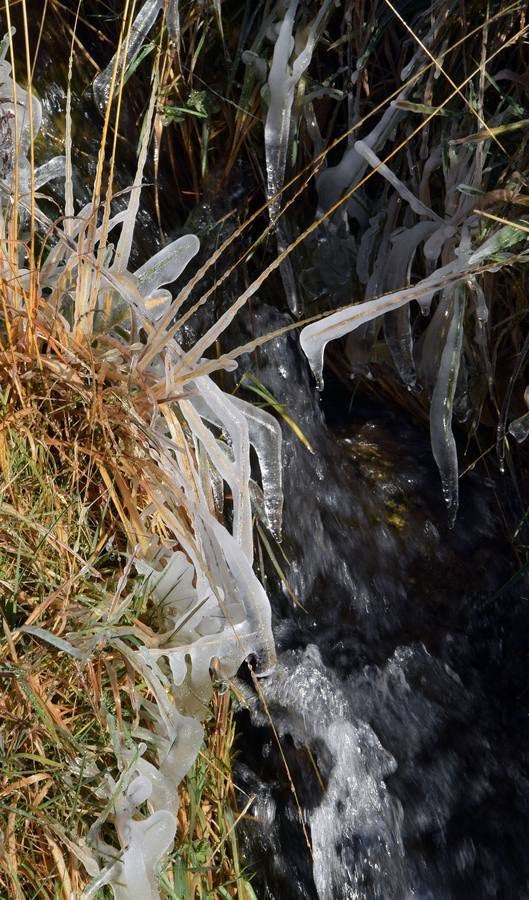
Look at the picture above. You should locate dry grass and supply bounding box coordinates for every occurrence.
[0,398,251,898]
[0,3,261,897]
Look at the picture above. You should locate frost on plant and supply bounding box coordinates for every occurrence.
[0,30,63,198]
[0,35,282,899]
[298,23,529,522]
[245,0,334,314]
[93,0,164,112]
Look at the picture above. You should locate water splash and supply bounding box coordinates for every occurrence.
[247,645,407,899]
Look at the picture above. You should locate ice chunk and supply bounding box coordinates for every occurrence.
[509,411,529,443]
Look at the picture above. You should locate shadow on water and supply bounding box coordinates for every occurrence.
[235,305,529,900]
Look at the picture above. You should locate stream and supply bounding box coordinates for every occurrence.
[234,305,529,899]
[25,19,529,899]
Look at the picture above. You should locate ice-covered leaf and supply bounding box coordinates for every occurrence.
[34,156,66,189]
[134,235,200,298]
[429,286,465,525]
[300,260,463,390]
[355,141,442,222]
[93,0,163,112]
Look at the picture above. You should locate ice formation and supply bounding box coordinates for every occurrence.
[300,56,529,521]
[0,29,281,898]
[245,0,334,314]
[93,0,164,112]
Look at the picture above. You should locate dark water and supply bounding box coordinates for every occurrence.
[234,306,529,900]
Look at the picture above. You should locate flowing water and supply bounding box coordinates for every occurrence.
[233,306,529,900]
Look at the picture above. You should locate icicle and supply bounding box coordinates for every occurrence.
[384,305,417,390]
[316,101,404,217]
[242,50,267,83]
[417,290,450,395]
[419,146,442,207]
[262,0,333,312]
[277,223,302,316]
[423,225,457,267]
[344,320,379,378]
[467,276,488,324]
[166,0,180,48]
[202,513,276,675]
[300,258,463,390]
[138,514,276,701]
[181,388,253,563]
[356,212,385,285]
[193,379,253,561]
[230,396,283,539]
[264,0,332,220]
[383,222,438,390]
[429,286,465,525]
[263,0,301,216]
[384,222,437,393]
[93,0,163,113]
[192,390,283,540]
